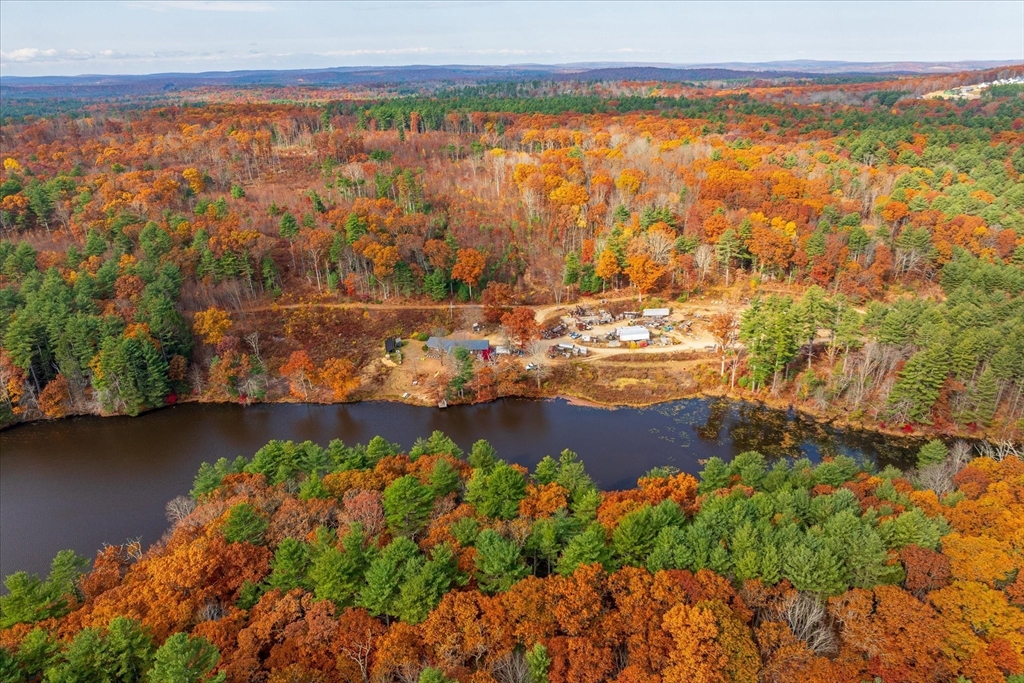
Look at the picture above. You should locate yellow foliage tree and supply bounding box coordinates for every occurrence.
[549,181,590,208]
[193,307,232,346]
[616,168,647,197]
[594,248,621,291]
[182,167,205,194]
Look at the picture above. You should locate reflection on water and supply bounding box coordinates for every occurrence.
[0,397,920,579]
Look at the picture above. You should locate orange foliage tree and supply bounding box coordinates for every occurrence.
[451,248,486,299]
[320,357,359,401]
[625,254,664,301]
[279,350,316,400]
[501,308,540,351]
[38,374,71,418]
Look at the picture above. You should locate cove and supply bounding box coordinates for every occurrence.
[0,398,920,579]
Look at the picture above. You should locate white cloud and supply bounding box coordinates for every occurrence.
[0,46,246,68]
[2,48,58,62]
[320,47,432,57]
[122,1,275,12]
[316,47,547,58]
[0,48,94,63]
[0,43,643,71]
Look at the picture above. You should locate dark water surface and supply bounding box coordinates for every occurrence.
[0,398,919,579]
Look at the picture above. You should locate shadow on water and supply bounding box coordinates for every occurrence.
[0,397,921,579]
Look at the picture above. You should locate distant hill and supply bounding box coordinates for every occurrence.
[2,60,1019,99]
[683,59,1022,74]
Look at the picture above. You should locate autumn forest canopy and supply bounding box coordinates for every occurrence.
[2,432,1024,682]
[1,64,1024,682]
[1,67,1024,440]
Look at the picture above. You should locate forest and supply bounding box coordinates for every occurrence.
[1,65,1023,440]
[1,431,1023,682]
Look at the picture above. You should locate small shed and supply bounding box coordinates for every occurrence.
[643,308,670,319]
[384,337,398,354]
[616,326,651,343]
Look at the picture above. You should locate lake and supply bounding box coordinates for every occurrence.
[0,398,919,579]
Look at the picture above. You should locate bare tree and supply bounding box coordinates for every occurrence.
[245,331,264,368]
[196,600,225,622]
[694,244,715,284]
[492,650,530,683]
[527,342,554,390]
[643,227,675,265]
[975,439,1021,461]
[783,592,838,656]
[188,363,206,395]
[915,440,973,495]
[124,537,144,561]
[166,495,196,525]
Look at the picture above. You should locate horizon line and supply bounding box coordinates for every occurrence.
[3,58,1022,82]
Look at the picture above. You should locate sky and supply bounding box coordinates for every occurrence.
[1,0,1022,77]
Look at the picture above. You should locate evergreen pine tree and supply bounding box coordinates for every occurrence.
[382,475,435,537]
[759,541,782,584]
[846,530,901,588]
[612,506,661,567]
[698,457,731,494]
[149,633,224,683]
[474,530,529,593]
[357,537,419,618]
[394,544,461,624]
[646,526,687,572]
[971,366,999,424]
[466,462,527,519]
[533,456,559,485]
[365,435,400,463]
[222,504,267,545]
[916,440,948,468]
[419,668,455,683]
[278,212,299,241]
[267,538,311,593]
[563,252,581,287]
[428,458,461,497]
[469,439,498,472]
[887,343,950,423]
[557,523,610,575]
[423,268,448,301]
[104,617,157,682]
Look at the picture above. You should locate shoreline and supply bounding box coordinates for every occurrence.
[2,382,1000,447]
